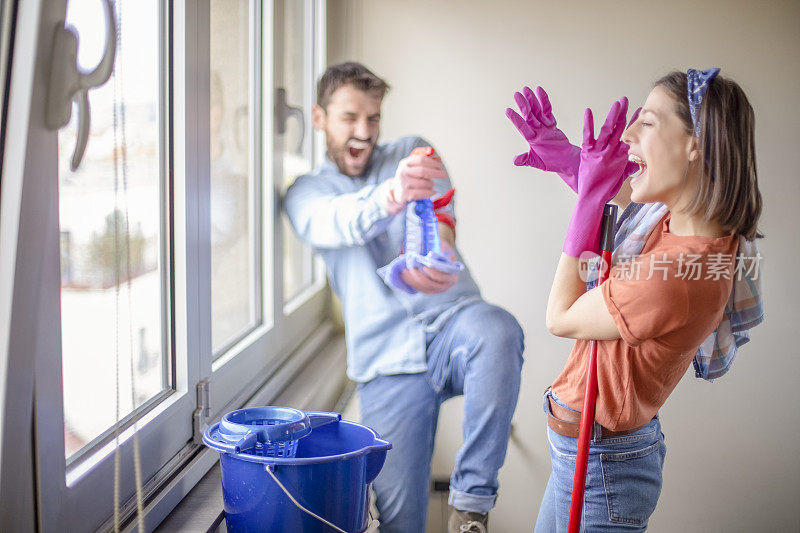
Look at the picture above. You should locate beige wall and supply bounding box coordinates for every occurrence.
[327,1,800,531]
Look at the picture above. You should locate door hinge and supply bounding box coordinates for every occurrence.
[192,378,210,445]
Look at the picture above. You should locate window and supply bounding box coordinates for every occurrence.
[0,0,329,529]
[278,0,324,308]
[0,0,12,170]
[209,0,262,355]
[58,0,169,463]
[207,0,328,428]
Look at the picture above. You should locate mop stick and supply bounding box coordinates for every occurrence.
[568,203,618,533]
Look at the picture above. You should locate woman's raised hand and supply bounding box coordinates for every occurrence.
[577,97,631,201]
[507,87,642,192]
[563,97,631,257]
[506,86,582,190]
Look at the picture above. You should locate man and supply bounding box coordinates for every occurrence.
[284,62,524,533]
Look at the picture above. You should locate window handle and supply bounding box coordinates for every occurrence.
[275,87,305,155]
[45,0,117,171]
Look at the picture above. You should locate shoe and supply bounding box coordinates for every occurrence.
[447,506,489,533]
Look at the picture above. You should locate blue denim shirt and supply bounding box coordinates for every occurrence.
[284,136,482,382]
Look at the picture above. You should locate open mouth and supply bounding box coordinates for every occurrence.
[347,140,371,160]
[628,154,647,182]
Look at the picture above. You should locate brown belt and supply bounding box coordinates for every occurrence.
[546,396,647,439]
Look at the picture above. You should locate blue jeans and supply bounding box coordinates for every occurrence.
[535,390,667,532]
[358,302,524,533]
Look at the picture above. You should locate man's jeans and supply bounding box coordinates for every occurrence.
[535,390,667,532]
[358,302,524,533]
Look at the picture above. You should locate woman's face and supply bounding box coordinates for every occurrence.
[622,86,699,207]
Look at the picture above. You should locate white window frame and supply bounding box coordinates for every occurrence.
[207,0,328,432]
[0,0,39,528]
[0,0,330,530]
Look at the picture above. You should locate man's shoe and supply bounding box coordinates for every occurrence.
[447,506,489,533]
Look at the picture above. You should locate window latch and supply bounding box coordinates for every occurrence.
[45,0,117,171]
[275,87,305,155]
[192,378,211,445]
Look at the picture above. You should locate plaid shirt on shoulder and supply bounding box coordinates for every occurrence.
[590,202,764,381]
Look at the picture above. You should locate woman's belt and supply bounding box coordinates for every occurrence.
[546,396,648,439]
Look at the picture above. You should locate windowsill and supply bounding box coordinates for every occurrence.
[152,329,348,532]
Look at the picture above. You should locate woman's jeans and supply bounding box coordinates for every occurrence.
[358,302,524,533]
[535,390,667,532]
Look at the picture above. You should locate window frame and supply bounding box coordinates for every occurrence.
[207,0,328,426]
[31,1,197,530]
[0,0,38,528]
[0,0,331,530]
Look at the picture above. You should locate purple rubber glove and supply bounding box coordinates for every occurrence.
[506,86,581,189]
[563,97,631,257]
[506,86,641,192]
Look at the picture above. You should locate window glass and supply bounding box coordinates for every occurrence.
[58,0,166,460]
[210,0,261,355]
[280,0,315,304]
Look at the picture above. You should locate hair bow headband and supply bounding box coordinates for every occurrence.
[686,67,721,137]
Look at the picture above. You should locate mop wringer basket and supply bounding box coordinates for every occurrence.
[209,406,340,457]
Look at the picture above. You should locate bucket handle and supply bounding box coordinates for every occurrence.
[265,464,350,533]
[260,429,387,532]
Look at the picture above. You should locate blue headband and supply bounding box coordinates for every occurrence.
[686,68,720,137]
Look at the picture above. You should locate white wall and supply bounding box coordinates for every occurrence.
[328,1,800,531]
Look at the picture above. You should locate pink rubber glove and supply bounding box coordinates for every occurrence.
[563,97,631,257]
[506,86,581,188]
[506,86,640,192]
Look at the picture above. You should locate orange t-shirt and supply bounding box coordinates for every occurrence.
[551,213,739,431]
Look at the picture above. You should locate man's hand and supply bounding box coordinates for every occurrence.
[379,152,448,216]
[400,240,459,294]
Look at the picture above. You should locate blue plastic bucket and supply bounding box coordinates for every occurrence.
[203,407,391,533]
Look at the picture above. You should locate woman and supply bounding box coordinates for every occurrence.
[507,70,763,531]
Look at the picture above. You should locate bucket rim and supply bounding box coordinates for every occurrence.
[203,419,391,465]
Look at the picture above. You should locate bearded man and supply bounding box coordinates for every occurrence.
[284,62,524,533]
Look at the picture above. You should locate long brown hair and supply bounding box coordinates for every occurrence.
[654,71,763,239]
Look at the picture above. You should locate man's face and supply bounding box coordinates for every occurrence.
[313,84,382,177]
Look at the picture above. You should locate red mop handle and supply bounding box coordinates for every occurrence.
[567,203,618,533]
